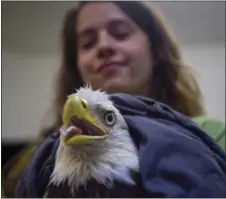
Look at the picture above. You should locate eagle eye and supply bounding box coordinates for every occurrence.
[103,111,116,126]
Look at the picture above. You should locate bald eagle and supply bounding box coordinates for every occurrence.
[43,87,147,197]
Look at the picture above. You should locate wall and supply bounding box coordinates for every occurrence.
[2,43,225,142]
[182,43,225,121]
[2,52,60,141]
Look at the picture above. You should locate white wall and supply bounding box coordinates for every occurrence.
[2,52,60,141]
[2,43,225,142]
[182,43,225,121]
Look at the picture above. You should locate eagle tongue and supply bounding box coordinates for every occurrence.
[65,125,82,139]
[70,117,102,136]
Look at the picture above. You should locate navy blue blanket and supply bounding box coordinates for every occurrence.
[16,94,226,197]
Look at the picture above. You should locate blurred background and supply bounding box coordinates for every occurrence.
[1,1,225,165]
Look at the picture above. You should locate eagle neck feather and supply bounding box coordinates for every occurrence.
[50,131,139,191]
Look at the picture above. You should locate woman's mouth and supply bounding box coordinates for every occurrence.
[98,61,127,74]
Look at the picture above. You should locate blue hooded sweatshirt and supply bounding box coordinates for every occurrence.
[15,94,226,197]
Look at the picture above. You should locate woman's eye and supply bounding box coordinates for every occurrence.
[80,37,95,49]
[108,20,132,40]
[103,111,116,126]
[79,30,97,50]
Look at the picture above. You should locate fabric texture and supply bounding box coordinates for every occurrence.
[193,116,225,150]
[12,94,226,197]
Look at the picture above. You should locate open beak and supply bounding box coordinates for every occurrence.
[62,95,107,145]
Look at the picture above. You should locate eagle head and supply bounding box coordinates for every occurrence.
[50,86,138,192]
[61,87,128,146]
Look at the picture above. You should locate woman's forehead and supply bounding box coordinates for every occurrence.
[76,2,131,33]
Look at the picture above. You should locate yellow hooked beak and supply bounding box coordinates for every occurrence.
[62,95,107,145]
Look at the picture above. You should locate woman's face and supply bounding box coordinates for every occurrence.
[76,2,153,96]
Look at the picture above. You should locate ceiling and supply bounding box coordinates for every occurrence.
[2,1,225,54]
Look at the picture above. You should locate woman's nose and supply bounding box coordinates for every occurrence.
[96,31,116,59]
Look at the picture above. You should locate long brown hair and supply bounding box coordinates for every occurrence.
[42,1,205,136]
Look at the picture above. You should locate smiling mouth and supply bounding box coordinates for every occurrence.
[98,62,126,72]
[63,116,107,144]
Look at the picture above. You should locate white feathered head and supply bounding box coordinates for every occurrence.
[61,86,128,146]
[50,86,138,190]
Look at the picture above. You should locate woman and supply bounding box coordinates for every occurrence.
[3,1,225,197]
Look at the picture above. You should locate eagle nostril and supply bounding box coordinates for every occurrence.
[80,99,88,110]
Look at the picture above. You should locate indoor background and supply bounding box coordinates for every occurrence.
[2,1,225,146]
